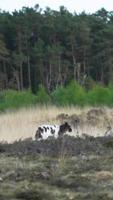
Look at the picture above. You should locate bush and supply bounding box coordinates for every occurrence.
[51,87,68,106]
[36,85,51,104]
[0,89,37,111]
[87,84,113,106]
[65,81,87,106]
[52,81,86,106]
[1,81,113,111]
[0,86,51,112]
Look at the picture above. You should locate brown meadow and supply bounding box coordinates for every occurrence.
[0,106,113,142]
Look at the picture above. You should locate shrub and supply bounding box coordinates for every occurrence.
[1,81,113,111]
[0,89,37,111]
[52,81,86,106]
[36,85,51,104]
[65,81,87,106]
[52,86,68,106]
[87,84,113,106]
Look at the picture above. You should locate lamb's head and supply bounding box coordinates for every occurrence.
[35,127,43,140]
[64,122,72,132]
[58,122,72,136]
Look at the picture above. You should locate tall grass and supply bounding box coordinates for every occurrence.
[0,105,113,142]
[0,105,88,142]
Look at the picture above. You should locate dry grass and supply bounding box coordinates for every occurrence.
[0,105,113,142]
[95,171,113,181]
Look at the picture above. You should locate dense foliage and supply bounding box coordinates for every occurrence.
[1,81,113,110]
[0,5,113,93]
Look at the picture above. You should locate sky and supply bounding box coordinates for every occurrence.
[0,0,113,14]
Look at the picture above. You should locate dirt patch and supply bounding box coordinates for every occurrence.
[96,171,113,181]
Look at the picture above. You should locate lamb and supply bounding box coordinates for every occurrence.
[35,122,72,140]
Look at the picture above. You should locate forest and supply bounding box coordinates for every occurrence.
[1,6,113,199]
[0,5,113,94]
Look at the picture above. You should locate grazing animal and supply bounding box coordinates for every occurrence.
[35,122,72,140]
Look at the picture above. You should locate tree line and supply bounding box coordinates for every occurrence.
[0,5,113,93]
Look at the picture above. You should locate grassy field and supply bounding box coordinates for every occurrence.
[0,136,113,199]
[0,106,113,199]
[0,105,113,142]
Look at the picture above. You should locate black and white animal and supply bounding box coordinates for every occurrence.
[35,122,72,140]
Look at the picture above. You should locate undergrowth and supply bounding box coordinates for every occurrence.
[1,81,113,111]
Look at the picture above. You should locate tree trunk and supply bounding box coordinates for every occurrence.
[13,70,20,91]
[20,60,23,90]
[77,63,81,83]
[27,55,31,89]
[71,44,77,80]
[18,28,24,90]
[83,48,86,74]
[100,67,104,84]
[56,55,62,87]
[3,60,8,88]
